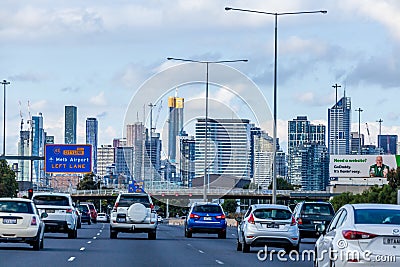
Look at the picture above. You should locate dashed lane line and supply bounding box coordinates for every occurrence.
[67,257,75,262]
[216,260,224,265]
[80,247,85,251]
[198,250,204,254]
[93,237,97,239]
[87,241,92,244]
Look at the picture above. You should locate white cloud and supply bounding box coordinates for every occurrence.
[89,92,107,106]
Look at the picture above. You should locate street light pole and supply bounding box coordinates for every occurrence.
[167,57,247,202]
[225,7,327,204]
[1,80,10,157]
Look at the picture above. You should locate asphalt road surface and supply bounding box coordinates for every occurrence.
[0,223,316,267]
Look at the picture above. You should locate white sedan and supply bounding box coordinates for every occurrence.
[97,213,109,222]
[315,203,400,267]
[0,198,46,250]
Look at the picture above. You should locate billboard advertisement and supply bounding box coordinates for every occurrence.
[330,155,400,178]
[45,144,92,173]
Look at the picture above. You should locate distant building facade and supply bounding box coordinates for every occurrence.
[65,106,77,144]
[86,118,98,174]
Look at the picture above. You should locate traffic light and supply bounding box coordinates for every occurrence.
[28,188,33,199]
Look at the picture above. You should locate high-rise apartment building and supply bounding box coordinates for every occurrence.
[176,133,195,187]
[32,113,45,185]
[195,118,252,180]
[378,135,398,155]
[126,123,145,181]
[251,128,274,188]
[168,97,184,163]
[350,132,364,154]
[97,145,115,178]
[17,130,31,182]
[65,106,77,144]
[86,118,98,174]
[115,146,134,183]
[328,96,351,155]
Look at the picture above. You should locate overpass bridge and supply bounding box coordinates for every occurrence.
[68,188,338,202]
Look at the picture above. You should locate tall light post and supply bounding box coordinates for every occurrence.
[167,57,247,201]
[225,7,327,204]
[1,80,10,157]
[356,108,363,154]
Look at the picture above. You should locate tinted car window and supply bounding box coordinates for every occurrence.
[33,195,69,206]
[355,209,400,225]
[302,204,334,216]
[253,208,291,220]
[78,205,89,212]
[119,195,150,207]
[0,201,33,214]
[193,205,222,213]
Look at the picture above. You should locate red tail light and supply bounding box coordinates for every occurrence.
[216,214,226,219]
[342,230,378,240]
[248,213,255,224]
[297,218,303,225]
[31,216,37,226]
[66,209,73,214]
[150,204,155,211]
[113,202,119,212]
[190,213,200,219]
[291,216,296,226]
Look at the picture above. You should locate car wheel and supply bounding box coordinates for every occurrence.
[88,219,91,225]
[40,236,44,249]
[77,220,82,229]
[110,227,118,239]
[128,203,147,223]
[68,228,77,239]
[236,239,242,251]
[186,229,192,238]
[148,231,156,240]
[218,231,226,239]
[32,236,41,251]
[242,242,250,253]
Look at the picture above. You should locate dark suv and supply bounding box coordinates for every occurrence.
[292,201,335,239]
[77,204,91,225]
[184,202,227,239]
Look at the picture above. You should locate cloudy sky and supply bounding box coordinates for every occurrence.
[1,0,400,155]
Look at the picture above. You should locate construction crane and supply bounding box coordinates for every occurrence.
[365,123,372,145]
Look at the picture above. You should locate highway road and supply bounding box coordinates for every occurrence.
[0,223,316,267]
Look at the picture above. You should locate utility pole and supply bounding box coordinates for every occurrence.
[377,119,383,149]
[356,108,363,154]
[332,84,341,155]
[1,80,10,156]
[148,103,155,191]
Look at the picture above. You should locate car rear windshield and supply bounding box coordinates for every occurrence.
[355,209,400,225]
[78,205,89,212]
[118,195,150,207]
[253,208,292,220]
[302,203,334,216]
[0,201,34,214]
[192,205,222,214]
[33,195,69,206]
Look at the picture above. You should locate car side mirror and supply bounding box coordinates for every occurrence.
[315,223,326,236]
[41,212,48,219]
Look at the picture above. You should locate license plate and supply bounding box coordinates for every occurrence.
[203,217,212,221]
[266,224,279,228]
[383,237,400,245]
[3,218,17,224]
[313,221,323,224]
[117,217,126,223]
[46,209,55,213]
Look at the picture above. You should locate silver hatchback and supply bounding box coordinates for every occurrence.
[237,204,299,253]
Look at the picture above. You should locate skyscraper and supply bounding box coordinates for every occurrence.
[65,106,77,144]
[32,113,45,185]
[17,130,31,182]
[176,133,196,187]
[378,135,398,155]
[251,127,274,188]
[168,96,184,162]
[328,96,351,155]
[126,123,145,181]
[86,118,98,174]
[97,145,115,179]
[195,118,252,180]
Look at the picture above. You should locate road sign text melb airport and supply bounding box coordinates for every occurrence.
[45,144,92,173]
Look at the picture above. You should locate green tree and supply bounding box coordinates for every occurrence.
[221,199,238,214]
[77,173,98,190]
[0,160,18,197]
[268,178,294,190]
[387,167,400,189]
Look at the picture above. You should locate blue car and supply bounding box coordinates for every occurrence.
[184,202,227,239]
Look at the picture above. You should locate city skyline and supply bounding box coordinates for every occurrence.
[2,1,400,156]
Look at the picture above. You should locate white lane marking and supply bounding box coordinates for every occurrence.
[231,234,235,236]
[67,257,75,262]
[93,237,97,239]
[198,250,204,254]
[87,241,92,244]
[97,233,100,236]
[99,230,103,232]
[216,260,224,265]
[80,247,85,251]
